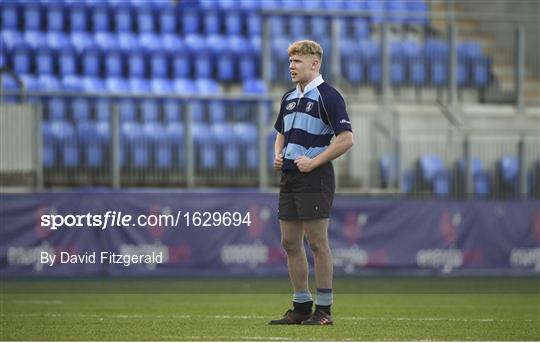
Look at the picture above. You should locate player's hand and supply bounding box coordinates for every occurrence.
[294,156,316,173]
[273,153,283,171]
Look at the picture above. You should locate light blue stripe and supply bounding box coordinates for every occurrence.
[283,143,327,160]
[283,112,332,135]
[304,87,320,101]
[286,89,301,101]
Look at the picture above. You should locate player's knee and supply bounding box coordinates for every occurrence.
[281,238,302,253]
[307,238,328,255]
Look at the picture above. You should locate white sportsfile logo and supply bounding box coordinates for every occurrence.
[340,119,351,124]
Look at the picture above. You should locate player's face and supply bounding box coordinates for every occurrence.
[289,54,315,85]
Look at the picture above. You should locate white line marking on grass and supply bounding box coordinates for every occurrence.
[2,312,536,324]
[10,300,63,305]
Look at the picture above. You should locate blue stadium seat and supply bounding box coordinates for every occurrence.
[90,1,111,32]
[157,5,177,34]
[1,73,22,103]
[359,40,381,85]
[42,122,56,167]
[112,1,133,33]
[143,122,170,169]
[419,154,451,196]
[242,79,267,94]
[166,122,185,168]
[72,97,92,122]
[105,76,129,93]
[498,155,519,195]
[47,97,67,121]
[24,30,47,51]
[204,11,221,35]
[38,74,62,91]
[81,45,101,76]
[70,32,95,53]
[208,100,227,122]
[407,0,428,25]
[126,47,146,78]
[173,78,196,94]
[246,13,261,37]
[82,76,105,92]
[163,100,183,124]
[140,99,160,122]
[67,0,88,32]
[472,57,490,88]
[457,157,491,197]
[1,30,23,51]
[58,45,77,76]
[386,0,407,24]
[121,122,148,168]
[35,44,55,76]
[149,50,169,78]
[50,121,78,168]
[341,39,364,85]
[1,2,19,30]
[379,155,395,187]
[77,121,105,167]
[193,123,217,170]
[95,98,111,122]
[208,35,233,81]
[22,1,42,31]
[128,77,150,93]
[234,122,258,170]
[104,47,124,77]
[224,11,243,36]
[196,78,220,94]
[268,15,286,36]
[424,39,449,86]
[12,41,32,75]
[216,123,241,170]
[134,2,156,33]
[402,39,425,86]
[61,74,84,91]
[186,35,212,78]
[181,8,200,34]
[44,0,66,32]
[150,78,174,94]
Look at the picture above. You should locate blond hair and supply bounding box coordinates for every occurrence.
[288,40,323,61]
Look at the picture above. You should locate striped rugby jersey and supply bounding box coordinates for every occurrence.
[274,75,353,171]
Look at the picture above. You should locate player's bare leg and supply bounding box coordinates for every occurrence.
[302,218,334,325]
[280,220,308,293]
[268,220,312,325]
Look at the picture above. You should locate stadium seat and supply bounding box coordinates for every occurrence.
[157,5,177,34]
[1,2,18,30]
[204,11,221,35]
[418,154,451,196]
[35,45,55,76]
[134,2,156,33]
[61,74,84,91]
[163,99,183,124]
[140,99,160,122]
[235,122,258,170]
[81,45,101,77]
[497,155,519,195]
[91,1,111,33]
[50,121,78,168]
[212,123,239,169]
[242,79,267,94]
[193,123,218,169]
[407,0,428,25]
[121,122,148,168]
[424,39,449,86]
[208,100,227,122]
[390,41,406,86]
[77,121,105,167]
[150,78,174,94]
[149,50,169,78]
[38,74,62,91]
[12,42,32,75]
[246,14,261,37]
[72,97,92,122]
[166,122,185,168]
[67,1,88,32]
[22,1,42,31]
[113,1,133,33]
[70,31,95,53]
[379,155,395,188]
[128,77,150,93]
[58,45,78,76]
[126,47,146,78]
[45,1,66,32]
[42,122,56,167]
[181,8,200,34]
[104,48,124,77]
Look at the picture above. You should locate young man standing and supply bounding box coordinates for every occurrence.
[268,40,354,326]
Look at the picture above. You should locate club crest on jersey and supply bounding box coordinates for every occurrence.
[305,102,314,112]
[286,102,296,111]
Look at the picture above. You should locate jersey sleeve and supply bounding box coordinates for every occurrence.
[274,94,288,133]
[324,92,352,135]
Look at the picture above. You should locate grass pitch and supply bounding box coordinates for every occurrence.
[1,277,539,341]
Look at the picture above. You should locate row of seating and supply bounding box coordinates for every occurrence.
[43,120,266,170]
[1,0,428,37]
[2,31,261,81]
[381,155,540,197]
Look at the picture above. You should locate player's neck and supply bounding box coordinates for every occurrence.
[298,74,319,93]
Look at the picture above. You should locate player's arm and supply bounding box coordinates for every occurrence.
[274,133,284,171]
[294,130,353,172]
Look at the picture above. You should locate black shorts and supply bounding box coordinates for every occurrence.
[278,162,335,221]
